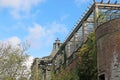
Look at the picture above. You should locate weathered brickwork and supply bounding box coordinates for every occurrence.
[96,18,120,80]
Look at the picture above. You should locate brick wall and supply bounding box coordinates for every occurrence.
[96,18,120,80]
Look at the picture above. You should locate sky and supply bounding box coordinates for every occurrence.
[0,0,116,58]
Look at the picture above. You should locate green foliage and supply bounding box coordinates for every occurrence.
[77,32,97,80]
[30,64,43,80]
[51,32,97,80]
[51,66,79,80]
[18,77,27,80]
[98,11,107,23]
[4,77,16,80]
[0,42,30,80]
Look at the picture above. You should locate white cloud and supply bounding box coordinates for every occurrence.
[0,0,45,18]
[60,14,69,21]
[0,0,44,10]
[0,36,22,52]
[74,0,90,6]
[26,22,68,49]
[26,24,45,49]
[3,36,21,46]
[29,24,46,39]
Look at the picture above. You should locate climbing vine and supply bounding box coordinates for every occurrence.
[77,32,97,80]
[51,32,97,80]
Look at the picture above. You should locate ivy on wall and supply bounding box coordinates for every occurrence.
[77,32,97,80]
[51,32,97,80]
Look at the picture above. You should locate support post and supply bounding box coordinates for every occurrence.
[82,22,88,42]
[94,3,99,29]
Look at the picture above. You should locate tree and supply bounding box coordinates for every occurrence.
[77,32,97,80]
[0,42,30,80]
[51,66,79,80]
[97,11,107,24]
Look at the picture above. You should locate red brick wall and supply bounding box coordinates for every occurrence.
[96,18,120,80]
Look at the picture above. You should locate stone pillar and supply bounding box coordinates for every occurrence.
[35,58,39,80]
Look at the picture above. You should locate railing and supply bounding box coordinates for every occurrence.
[52,1,120,71]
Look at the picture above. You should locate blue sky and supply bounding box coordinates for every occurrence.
[0,0,114,58]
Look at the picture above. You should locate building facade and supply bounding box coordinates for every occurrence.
[31,1,120,80]
[96,18,120,80]
[31,38,62,80]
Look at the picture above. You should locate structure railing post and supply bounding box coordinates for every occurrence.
[82,21,88,42]
[94,3,99,29]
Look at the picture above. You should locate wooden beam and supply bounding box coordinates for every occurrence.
[96,3,120,7]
